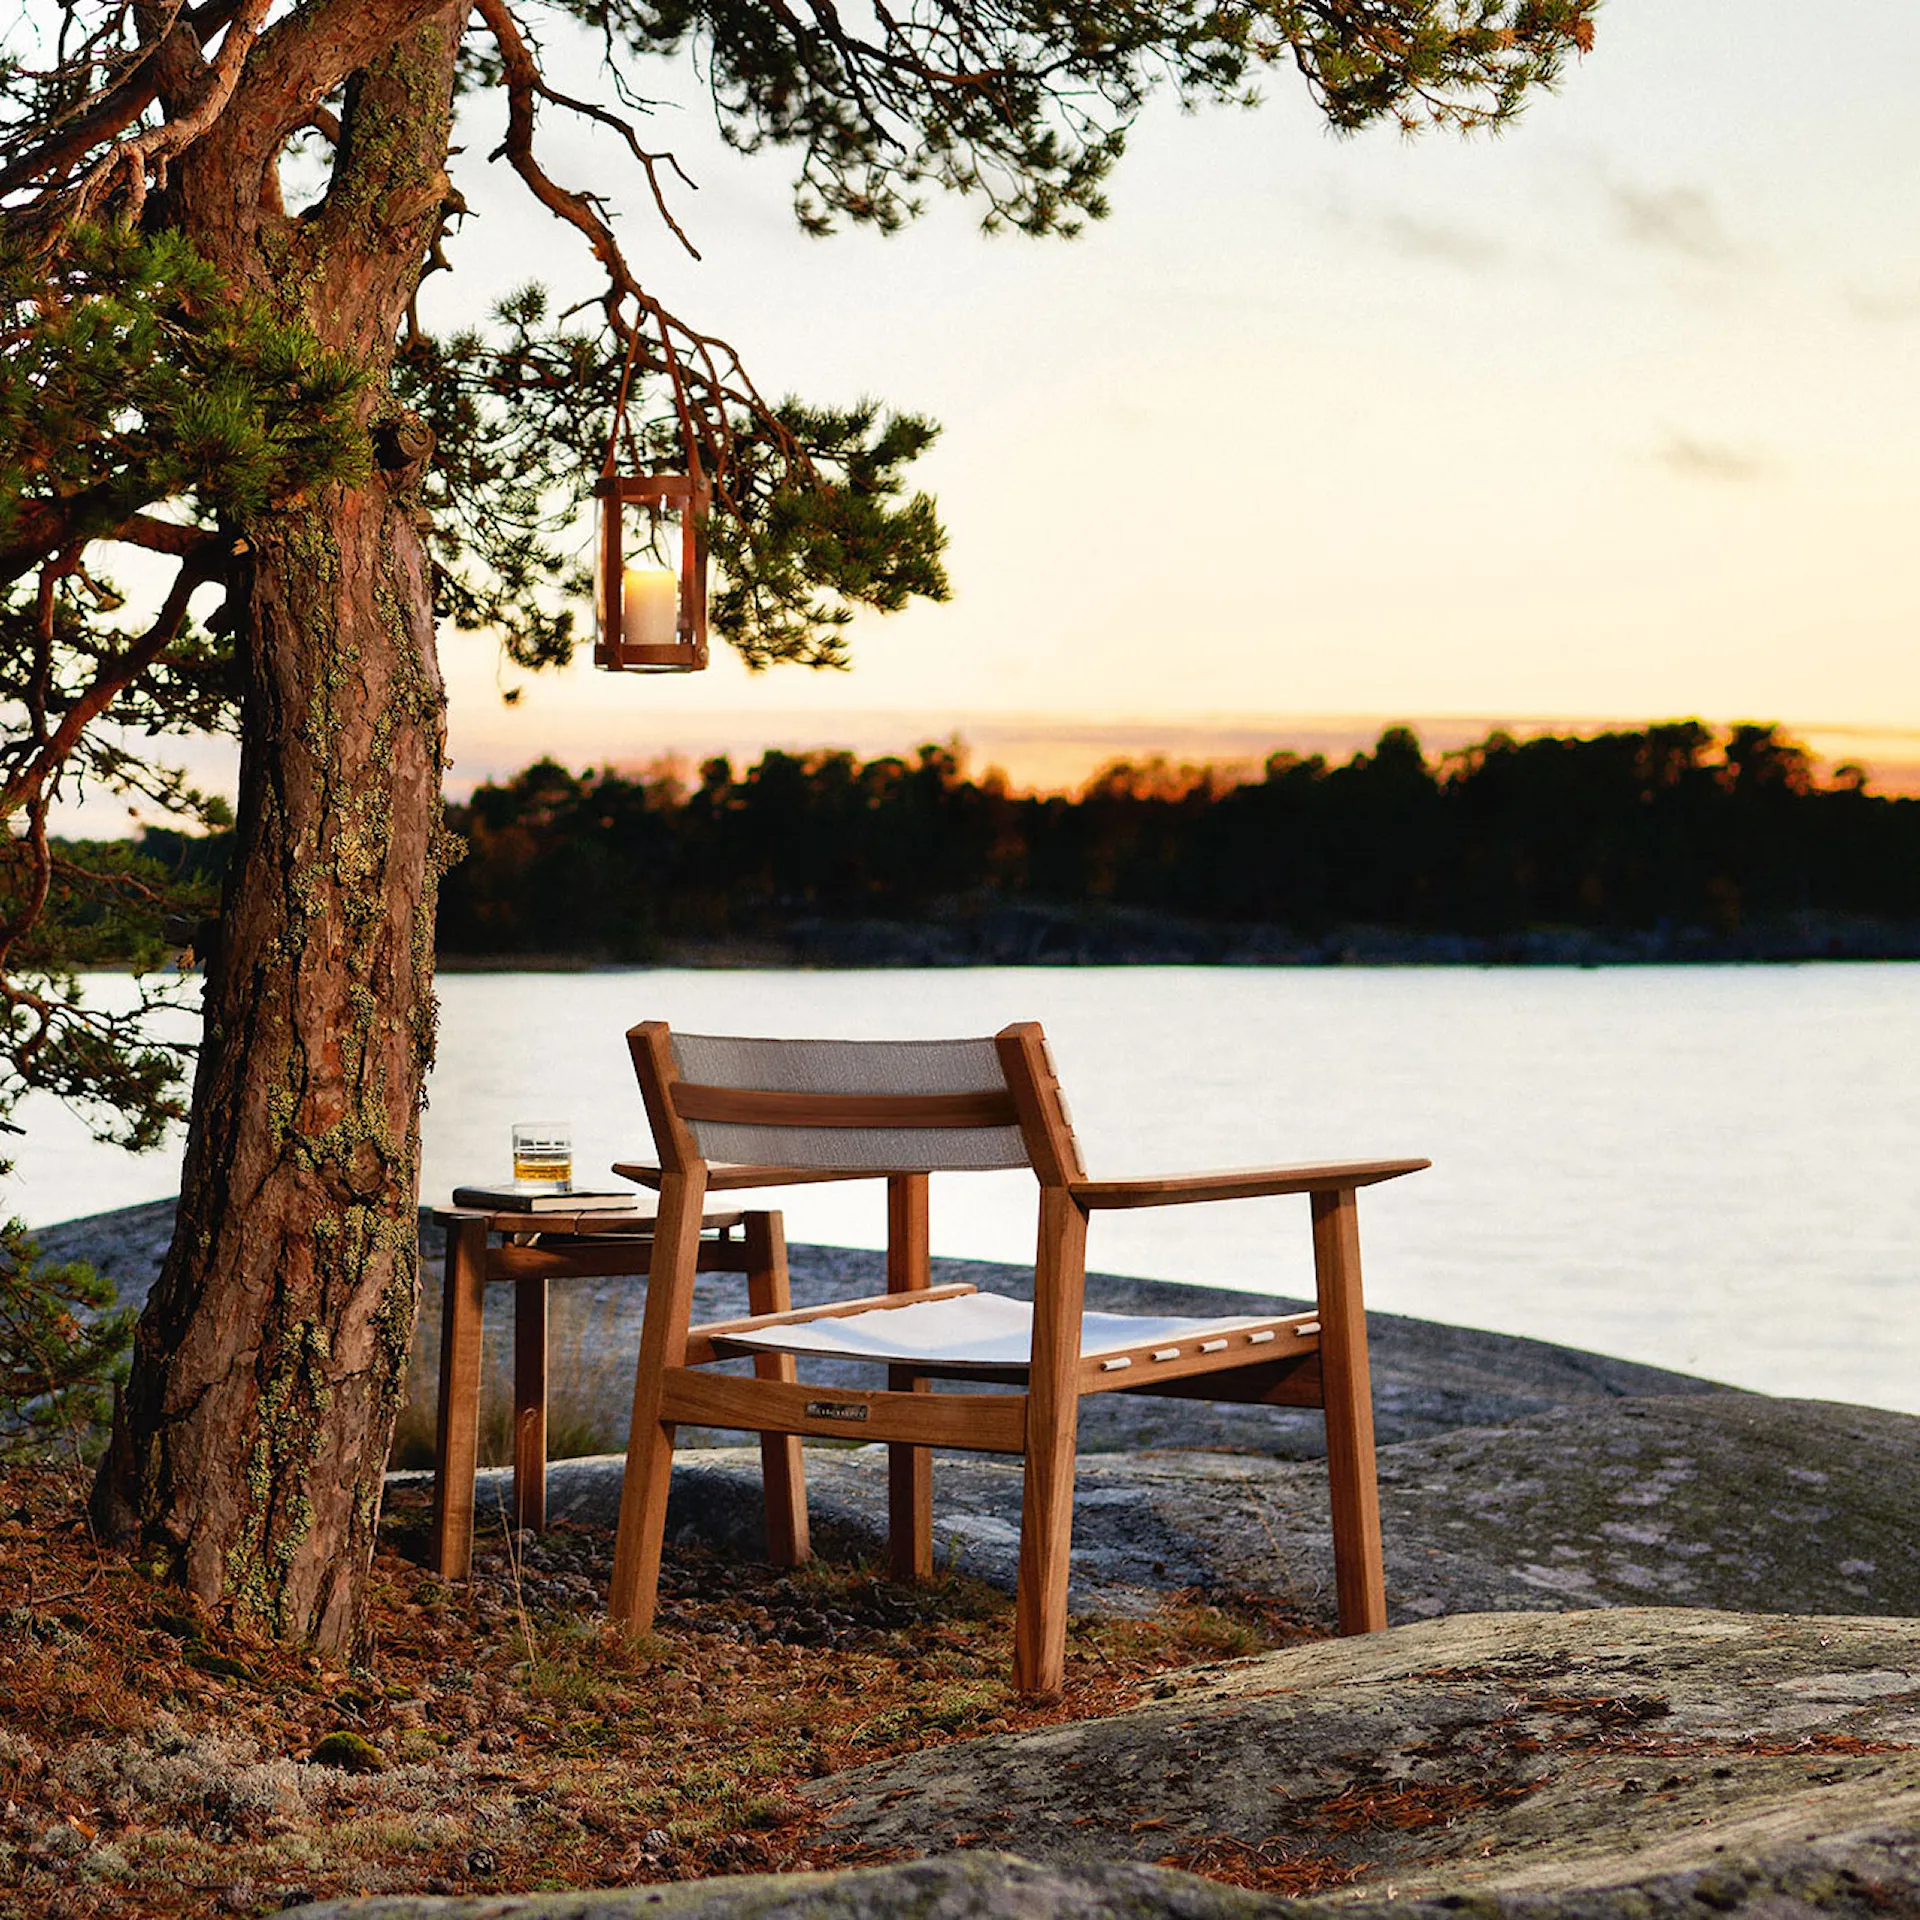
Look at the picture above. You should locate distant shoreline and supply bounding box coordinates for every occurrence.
[436,908,1920,972]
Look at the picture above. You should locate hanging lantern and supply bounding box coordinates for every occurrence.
[593,320,711,674]
[594,468,709,673]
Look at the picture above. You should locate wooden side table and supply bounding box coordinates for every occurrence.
[426,1199,805,1580]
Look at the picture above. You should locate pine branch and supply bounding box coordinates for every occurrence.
[52,0,273,230]
[473,0,794,511]
[0,547,217,829]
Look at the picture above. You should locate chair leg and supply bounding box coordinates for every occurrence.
[1013,1185,1088,1699]
[886,1174,933,1582]
[745,1210,810,1568]
[1311,1187,1387,1635]
[610,1167,709,1630]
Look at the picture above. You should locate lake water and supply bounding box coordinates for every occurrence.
[6,965,1916,1415]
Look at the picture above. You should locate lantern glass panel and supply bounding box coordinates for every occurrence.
[594,473,709,672]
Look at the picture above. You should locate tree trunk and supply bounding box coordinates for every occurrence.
[96,490,448,1648]
[93,10,466,1652]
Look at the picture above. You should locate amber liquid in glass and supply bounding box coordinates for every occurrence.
[513,1146,572,1186]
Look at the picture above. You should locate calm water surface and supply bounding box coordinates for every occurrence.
[10,965,1917,1414]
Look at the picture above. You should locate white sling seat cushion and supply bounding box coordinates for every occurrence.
[710,1291,1281,1373]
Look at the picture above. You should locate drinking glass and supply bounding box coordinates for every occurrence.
[512,1122,572,1189]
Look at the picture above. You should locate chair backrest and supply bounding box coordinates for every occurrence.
[629,1020,1086,1182]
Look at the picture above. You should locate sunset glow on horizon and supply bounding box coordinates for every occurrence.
[410,0,1916,808]
[436,707,1920,804]
[52,0,1914,839]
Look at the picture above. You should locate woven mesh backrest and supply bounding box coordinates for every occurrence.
[667,1033,1031,1172]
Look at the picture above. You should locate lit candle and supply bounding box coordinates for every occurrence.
[621,565,678,649]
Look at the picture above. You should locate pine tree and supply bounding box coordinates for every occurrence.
[0,1208,131,1462]
[1,0,1594,1649]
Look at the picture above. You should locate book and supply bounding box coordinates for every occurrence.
[451,1184,646,1215]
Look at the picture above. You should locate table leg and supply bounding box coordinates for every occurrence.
[886,1173,934,1583]
[431,1215,489,1579]
[513,1273,548,1533]
[745,1211,809,1566]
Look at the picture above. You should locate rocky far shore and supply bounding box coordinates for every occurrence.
[40,1202,1920,1916]
[429,901,1920,971]
[771,905,1920,970]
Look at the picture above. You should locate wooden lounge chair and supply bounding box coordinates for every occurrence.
[608,1019,1428,1698]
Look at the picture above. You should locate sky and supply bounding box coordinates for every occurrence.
[395,0,1919,798]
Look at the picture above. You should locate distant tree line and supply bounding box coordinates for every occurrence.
[426,722,1920,964]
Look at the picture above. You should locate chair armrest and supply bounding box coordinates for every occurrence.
[1068,1157,1429,1210]
[612,1160,888,1192]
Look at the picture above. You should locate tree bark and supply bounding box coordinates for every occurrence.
[93,6,467,1652]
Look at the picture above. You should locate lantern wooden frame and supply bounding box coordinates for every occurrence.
[594,470,711,673]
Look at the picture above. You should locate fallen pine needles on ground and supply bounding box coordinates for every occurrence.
[0,1465,1321,1919]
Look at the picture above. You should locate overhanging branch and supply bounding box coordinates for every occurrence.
[1,0,455,235]
[56,0,274,228]
[474,0,804,511]
[2,499,221,588]
[1,546,223,827]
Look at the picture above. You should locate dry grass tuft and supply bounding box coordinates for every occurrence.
[389,1287,637,1470]
[0,1464,1321,1918]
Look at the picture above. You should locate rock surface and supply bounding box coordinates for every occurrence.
[42,1199,1733,1457]
[804,1608,1920,1900]
[42,1199,1920,1622]
[435,1389,1920,1631]
[38,1203,1920,1915]
[288,1852,1310,1917]
[286,1610,1920,1918]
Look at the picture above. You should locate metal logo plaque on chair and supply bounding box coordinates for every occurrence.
[593,329,710,674]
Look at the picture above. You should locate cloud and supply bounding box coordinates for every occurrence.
[1610,183,1738,263]
[1316,189,1511,273]
[1844,282,1920,323]
[1656,432,1770,483]
[1376,214,1506,271]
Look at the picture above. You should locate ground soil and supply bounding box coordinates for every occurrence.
[0,1465,1316,1920]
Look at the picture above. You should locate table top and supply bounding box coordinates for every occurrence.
[431,1200,753,1235]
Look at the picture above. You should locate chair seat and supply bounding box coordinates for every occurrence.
[710,1290,1280,1372]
